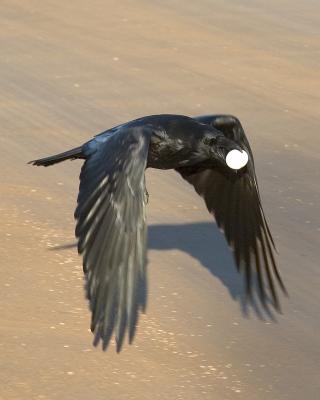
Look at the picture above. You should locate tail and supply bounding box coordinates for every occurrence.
[28,146,84,167]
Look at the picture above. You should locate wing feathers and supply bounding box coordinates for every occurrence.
[178,116,286,311]
[75,126,151,350]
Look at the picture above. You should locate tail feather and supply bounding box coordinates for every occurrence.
[28,146,84,167]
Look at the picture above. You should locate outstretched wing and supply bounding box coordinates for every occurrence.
[75,126,152,351]
[177,115,286,310]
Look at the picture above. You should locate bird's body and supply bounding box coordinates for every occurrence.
[30,114,286,351]
[88,114,212,170]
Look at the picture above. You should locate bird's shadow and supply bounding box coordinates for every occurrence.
[148,221,276,320]
[53,221,276,321]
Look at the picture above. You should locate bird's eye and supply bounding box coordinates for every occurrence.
[204,137,216,146]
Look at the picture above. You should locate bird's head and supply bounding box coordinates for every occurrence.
[202,131,249,171]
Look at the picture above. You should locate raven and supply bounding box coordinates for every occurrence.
[29,114,286,351]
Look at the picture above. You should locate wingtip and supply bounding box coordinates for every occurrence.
[116,339,123,353]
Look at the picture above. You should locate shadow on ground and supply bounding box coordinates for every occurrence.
[53,221,277,322]
[148,222,276,320]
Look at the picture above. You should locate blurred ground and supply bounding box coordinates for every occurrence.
[0,0,319,399]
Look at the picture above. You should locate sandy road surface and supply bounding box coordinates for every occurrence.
[1,1,319,399]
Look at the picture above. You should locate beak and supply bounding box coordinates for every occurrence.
[226,149,249,170]
[215,136,248,170]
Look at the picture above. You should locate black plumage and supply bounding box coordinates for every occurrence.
[29,114,286,351]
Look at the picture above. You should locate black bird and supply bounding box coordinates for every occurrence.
[29,114,286,351]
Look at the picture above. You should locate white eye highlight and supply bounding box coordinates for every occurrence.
[226,149,248,170]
